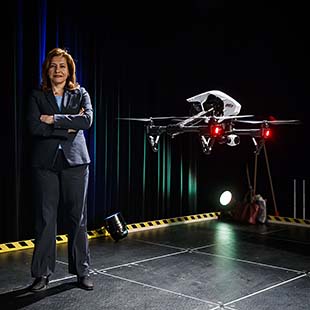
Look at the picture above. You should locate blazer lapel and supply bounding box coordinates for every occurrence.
[45,91,60,113]
[62,90,71,111]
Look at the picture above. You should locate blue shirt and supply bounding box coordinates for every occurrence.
[55,95,62,110]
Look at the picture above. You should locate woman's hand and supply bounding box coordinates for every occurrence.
[40,115,54,124]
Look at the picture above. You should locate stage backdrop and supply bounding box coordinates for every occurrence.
[2,0,308,243]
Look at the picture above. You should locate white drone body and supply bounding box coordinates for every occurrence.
[186,90,241,116]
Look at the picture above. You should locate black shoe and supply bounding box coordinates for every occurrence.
[77,275,94,290]
[30,276,49,292]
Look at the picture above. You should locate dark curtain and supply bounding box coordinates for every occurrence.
[2,0,308,243]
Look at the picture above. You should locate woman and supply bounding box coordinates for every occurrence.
[27,47,94,291]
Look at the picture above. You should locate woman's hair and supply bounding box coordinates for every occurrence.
[41,48,79,91]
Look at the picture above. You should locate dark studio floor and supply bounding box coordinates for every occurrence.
[0,217,309,310]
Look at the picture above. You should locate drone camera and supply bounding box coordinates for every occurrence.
[205,94,224,116]
[226,134,240,147]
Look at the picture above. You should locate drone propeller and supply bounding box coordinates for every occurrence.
[169,114,254,122]
[117,116,181,122]
[235,119,301,125]
[216,114,254,119]
[170,117,192,122]
[215,114,255,122]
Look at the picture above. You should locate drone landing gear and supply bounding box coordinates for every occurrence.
[252,137,265,155]
[200,136,215,155]
[147,135,160,152]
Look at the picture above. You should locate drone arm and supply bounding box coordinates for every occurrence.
[177,110,210,126]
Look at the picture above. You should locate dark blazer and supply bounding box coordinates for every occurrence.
[27,87,93,169]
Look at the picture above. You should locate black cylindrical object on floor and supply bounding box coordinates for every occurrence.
[103,212,128,241]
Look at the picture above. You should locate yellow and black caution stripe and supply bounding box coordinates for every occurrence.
[0,212,219,254]
[0,227,109,254]
[0,239,35,253]
[127,212,220,231]
[268,215,310,226]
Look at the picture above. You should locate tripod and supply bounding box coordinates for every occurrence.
[247,142,279,216]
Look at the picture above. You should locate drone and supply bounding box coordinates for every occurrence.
[118,90,300,155]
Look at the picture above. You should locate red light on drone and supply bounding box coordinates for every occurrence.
[261,128,271,139]
[210,124,224,137]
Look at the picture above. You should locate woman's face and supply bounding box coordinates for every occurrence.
[48,55,69,87]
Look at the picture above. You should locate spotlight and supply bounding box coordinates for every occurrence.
[219,190,233,206]
[218,190,236,221]
[103,212,128,242]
